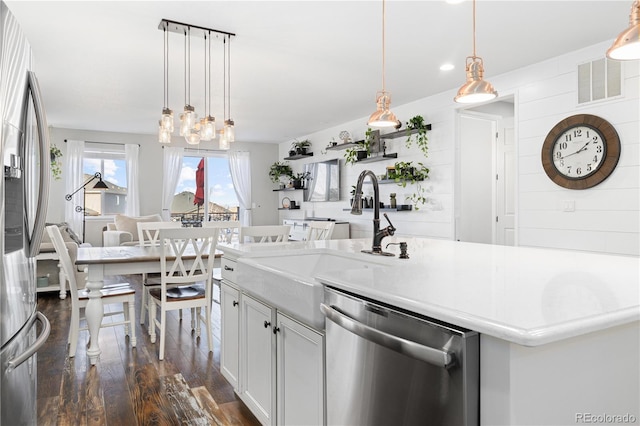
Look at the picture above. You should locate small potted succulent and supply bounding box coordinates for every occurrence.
[292,139,312,155]
[291,171,311,189]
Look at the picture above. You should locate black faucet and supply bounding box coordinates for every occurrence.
[351,170,396,256]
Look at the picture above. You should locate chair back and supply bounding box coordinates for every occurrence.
[203,220,241,243]
[305,221,335,241]
[239,225,291,243]
[137,221,182,247]
[46,225,80,301]
[158,227,219,295]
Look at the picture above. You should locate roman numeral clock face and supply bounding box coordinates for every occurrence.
[542,114,620,189]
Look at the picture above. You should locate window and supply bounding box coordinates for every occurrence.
[171,153,239,225]
[83,145,127,216]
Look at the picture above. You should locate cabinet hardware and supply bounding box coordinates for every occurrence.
[273,327,280,334]
[224,265,234,271]
[232,300,238,307]
[264,321,271,328]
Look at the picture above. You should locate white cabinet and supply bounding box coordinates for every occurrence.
[220,282,240,391]
[276,313,325,426]
[238,293,325,426]
[241,294,276,425]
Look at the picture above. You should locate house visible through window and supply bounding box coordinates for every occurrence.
[171,154,239,225]
[83,145,127,216]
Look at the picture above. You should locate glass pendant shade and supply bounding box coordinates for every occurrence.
[607,1,640,60]
[158,121,171,144]
[367,92,398,128]
[224,119,235,142]
[185,128,201,145]
[219,130,230,150]
[160,108,174,132]
[454,57,497,104]
[204,116,216,140]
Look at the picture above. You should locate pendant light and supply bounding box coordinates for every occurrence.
[223,35,235,142]
[454,0,498,104]
[219,129,230,150]
[367,0,398,128]
[158,26,173,143]
[200,31,216,141]
[607,1,640,60]
[180,27,199,142]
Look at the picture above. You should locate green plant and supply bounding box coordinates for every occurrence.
[291,139,311,155]
[405,115,429,157]
[388,161,429,210]
[291,171,311,181]
[268,161,293,183]
[50,144,62,180]
[344,128,374,165]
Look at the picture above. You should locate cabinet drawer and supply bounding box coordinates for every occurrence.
[221,257,238,283]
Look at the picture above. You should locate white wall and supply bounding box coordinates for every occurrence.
[47,127,279,246]
[279,40,639,256]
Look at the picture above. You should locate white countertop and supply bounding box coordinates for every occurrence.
[220,238,640,346]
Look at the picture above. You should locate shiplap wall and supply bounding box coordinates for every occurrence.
[279,40,639,256]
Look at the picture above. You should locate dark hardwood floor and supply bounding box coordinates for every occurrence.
[36,275,260,425]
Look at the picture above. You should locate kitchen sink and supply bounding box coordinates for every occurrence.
[237,251,392,329]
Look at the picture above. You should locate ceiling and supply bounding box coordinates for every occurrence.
[6,1,631,144]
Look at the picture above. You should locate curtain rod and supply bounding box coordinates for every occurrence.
[64,139,140,147]
[163,146,227,153]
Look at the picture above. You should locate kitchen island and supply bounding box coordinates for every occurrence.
[219,237,639,425]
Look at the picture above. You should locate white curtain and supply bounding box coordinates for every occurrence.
[64,140,85,239]
[229,151,252,226]
[161,146,183,221]
[125,144,140,216]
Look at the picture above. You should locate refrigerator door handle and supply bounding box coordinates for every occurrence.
[26,71,51,258]
[7,312,51,372]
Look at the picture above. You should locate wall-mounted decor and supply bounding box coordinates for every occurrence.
[541,114,620,189]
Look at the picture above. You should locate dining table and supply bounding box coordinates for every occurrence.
[76,245,222,365]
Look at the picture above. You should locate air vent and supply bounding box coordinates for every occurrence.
[578,58,622,104]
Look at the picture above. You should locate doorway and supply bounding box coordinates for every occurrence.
[455,98,515,245]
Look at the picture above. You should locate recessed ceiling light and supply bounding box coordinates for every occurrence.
[440,63,455,71]
[446,0,465,4]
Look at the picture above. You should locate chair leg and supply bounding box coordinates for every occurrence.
[158,308,166,361]
[68,305,80,358]
[149,301,157,344]
[128,298,137,347]
[205,304,213,354]
[123,302,130,336]
[191,308,196,330]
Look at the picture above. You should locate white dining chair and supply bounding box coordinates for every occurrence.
[137,221,183,327]
[239,225,291,243]
[46,225,137,357]
[148,227,219,360]
[305,221,335,241]
[202,220,241,244]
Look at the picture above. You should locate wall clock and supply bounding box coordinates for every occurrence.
[541,114,620,189]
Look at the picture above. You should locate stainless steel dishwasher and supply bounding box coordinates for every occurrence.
[321,286,479,426]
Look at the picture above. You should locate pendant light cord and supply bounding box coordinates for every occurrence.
[227,35,231,120]
[203,33,207,116]
[381,0,386,92]
[163,27,167,108]
[223,37,227,121]
[187,27,191,106]
[472,0,477,58]
[183,30,187,106]
[208,31,212,117]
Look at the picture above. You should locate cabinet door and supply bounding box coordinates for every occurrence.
[276,313,325,426]
[220,282,240,390]
[241,294,276,426]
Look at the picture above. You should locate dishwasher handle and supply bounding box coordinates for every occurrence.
[321,303,456,369]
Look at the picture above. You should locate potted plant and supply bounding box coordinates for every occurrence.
[50,144,62,180]
[344,128,374,165]
[291,171,311,189]
[269,161,294,187]
[292,139,311,155]
[388,161,429,210]
[405,115,429,157]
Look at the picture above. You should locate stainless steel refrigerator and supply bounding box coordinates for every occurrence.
[1,2,52,424]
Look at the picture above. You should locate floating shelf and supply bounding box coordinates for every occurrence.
[380,125,432,139]
[342,206,412,212]
[284,153,313,160]
[326,142,358,151]
[273,187,304,192]
[356,153,398,163]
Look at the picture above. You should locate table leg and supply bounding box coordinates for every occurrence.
[85,264,105,365]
